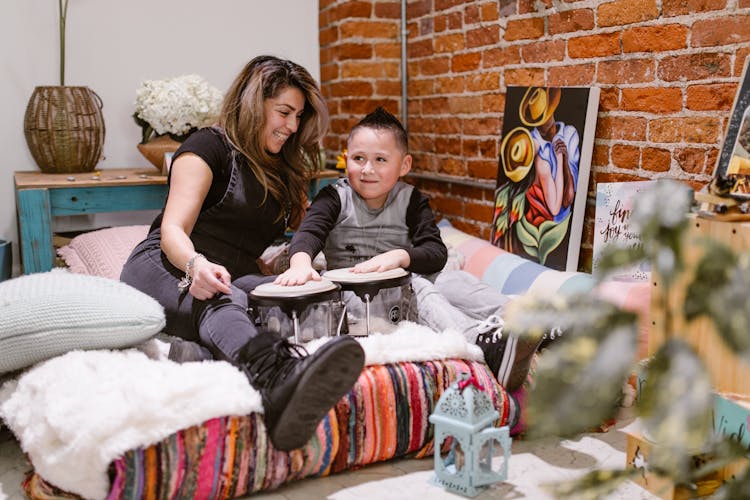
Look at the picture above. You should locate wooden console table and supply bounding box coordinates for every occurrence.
[14,168,342,275]
[14,168,168,275]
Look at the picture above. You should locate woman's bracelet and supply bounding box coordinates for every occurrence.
[177,253,204,293]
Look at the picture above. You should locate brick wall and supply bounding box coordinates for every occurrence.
[319,0,750,271]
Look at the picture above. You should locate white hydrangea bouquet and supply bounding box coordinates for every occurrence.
[133,74,223,143]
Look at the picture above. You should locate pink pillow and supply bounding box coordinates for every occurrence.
[57,225,149,280]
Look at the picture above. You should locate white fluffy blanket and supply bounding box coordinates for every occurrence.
[0,323,481,499]
[0,349,260,499]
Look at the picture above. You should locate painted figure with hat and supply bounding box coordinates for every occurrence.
[492,86,581,266]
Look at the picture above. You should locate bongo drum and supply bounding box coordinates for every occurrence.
[323,267,412,336]
[248,279,343,343]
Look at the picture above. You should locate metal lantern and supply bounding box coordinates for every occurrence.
[429,372,511,497]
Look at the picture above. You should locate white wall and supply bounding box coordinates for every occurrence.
[0,0,319,277]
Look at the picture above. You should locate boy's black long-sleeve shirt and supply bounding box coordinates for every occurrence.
[289,182,448,275]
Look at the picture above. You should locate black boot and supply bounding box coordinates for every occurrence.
[238,332,365,451]
[167,337,214,363]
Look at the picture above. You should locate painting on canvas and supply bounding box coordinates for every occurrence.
[490,86,600,271]
[714,56,750,199]
[593,180,655,281]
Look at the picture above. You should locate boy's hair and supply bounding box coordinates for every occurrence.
[348,107,408,154]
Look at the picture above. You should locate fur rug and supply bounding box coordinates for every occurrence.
[307,321,483,365]
[0,323,482,499]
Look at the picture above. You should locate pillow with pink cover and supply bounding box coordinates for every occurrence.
[57,225,149,280]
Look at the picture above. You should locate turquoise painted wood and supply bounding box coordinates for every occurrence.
[49,186,168,215]
[16,184,168,274]
[16,169,330,275]
[16,189,54,274]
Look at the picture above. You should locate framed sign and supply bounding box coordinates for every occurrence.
[593,180,655,281]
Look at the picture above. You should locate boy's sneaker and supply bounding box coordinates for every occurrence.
[475,315,543,392]
[538,326,564,352]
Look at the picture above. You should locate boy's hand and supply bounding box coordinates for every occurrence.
[274,266,321,286]
[274,252,320,286]
[351,249,409,273]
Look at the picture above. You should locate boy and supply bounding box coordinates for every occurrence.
[276,107,541,391]
[276,107,446,281]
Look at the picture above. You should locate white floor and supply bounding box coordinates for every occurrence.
[0,412,659,500]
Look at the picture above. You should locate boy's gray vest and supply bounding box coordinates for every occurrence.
[323,179,413,270]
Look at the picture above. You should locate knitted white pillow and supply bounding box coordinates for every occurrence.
[0,269,165,373]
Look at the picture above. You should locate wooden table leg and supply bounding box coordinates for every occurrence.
[16,188,54,274]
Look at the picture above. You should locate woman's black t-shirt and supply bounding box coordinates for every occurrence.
[149,127,239,232]
[171,127,235,210]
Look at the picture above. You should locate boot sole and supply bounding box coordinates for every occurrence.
[269,338,365,451]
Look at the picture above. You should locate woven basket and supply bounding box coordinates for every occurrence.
[23,86,105,174]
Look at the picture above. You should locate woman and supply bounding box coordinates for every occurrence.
[121,55,365,452]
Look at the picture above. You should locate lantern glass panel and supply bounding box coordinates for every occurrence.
[438,436,452,472]
[439,436,467,474]
[479,438,507,474]
[453,440,466,473]
[478,439,493,472]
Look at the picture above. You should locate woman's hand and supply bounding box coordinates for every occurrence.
[351,249,409,273]
[189,256,232,300]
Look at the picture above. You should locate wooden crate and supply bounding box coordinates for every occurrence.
[649,215,750,394]
[625,426,723,499]
[713,392,750,480]
[641,215,750,490]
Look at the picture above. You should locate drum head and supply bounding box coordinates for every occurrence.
[251,279,338,298]
[323,267,409,284]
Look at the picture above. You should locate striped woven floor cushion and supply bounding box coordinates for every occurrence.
[24,358,513,499]
[438,219,651,359]
[595,278,652,360]
[437,219,595,296]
